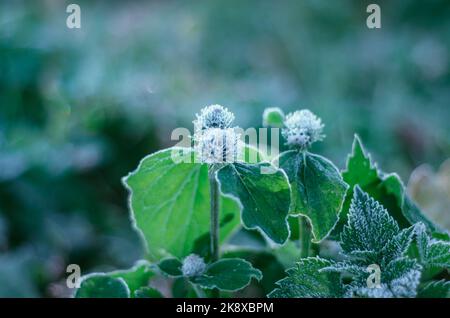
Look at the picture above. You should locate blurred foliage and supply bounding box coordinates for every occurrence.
[0,0,449,297]
[408,159,450,232]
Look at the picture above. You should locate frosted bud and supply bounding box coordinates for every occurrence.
[181,254,207,277]
[193,105,235,132]
[194,127,241,164]
[282,109,324,149]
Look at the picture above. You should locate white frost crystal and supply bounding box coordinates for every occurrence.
[181,254,207,277]
[282,109,324,149]
[193,104,235,132]
[194,127,241,164]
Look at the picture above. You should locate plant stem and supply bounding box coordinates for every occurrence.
[299,150,312,258]
[299,216,311,258]
[208,165,220,298]
[209,165,220,262]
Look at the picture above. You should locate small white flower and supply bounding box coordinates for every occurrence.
[181,254,207,277]
[193,105,235,132]
[282,109,325,149]
[194,127,241,164]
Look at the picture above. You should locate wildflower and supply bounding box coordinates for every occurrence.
[194,127,241,164]
[193,105,235,132]
[282,109,324,149]
[181,254,207,277]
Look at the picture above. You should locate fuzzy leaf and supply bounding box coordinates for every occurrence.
[345,258,422,298]
[268,257,343,298]
[381,226,415,261]
[416,223,450,270]
[417,280,450,298]
[124,147,240,260]
[334,188,424,298]
[383,258,421,296]
[75,275,130,298]
[341,186,399,258]
[276,151,348,242]
[217,162,291,244]
[192,258,262,292]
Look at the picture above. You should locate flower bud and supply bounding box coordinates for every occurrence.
[181,254,207,277]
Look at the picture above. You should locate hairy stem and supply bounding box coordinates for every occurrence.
[299,216,311,258]
[208,165,220,297]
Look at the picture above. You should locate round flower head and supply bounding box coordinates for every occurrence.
[282,109,325,149]
[193,105,235,132]
[194,127,241,164]
[181,254,207,277]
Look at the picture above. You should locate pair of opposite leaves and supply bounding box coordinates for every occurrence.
[123,142,348,260]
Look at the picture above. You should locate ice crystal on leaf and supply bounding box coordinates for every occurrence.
[340,186,414,264]
[415,222,450,270]
[268,257,343,298]
[324,186,422,298]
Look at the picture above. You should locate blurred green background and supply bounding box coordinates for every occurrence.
[1,0,449,297]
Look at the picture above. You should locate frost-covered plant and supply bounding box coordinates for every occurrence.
[265,107,349,258]
[269,135,449,299]
[269,186,450,298]
[75,104,293,298]
[73,106,449,299]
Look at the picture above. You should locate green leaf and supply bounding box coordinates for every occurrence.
[192,258,262,292]
[382,257,421,297]
[382,226,416,261]
[417,280,450,298]
[109,261,155,295]
[216,162,291,244]
[416,223,450,270]
[124,147,240,260]
[342,135,379,188]
[276,150,348,242]
[341,186,400,258]
[75,261,155,298]
[134,287,163,298]
[338,135,438,235]
[239,144,266,164]
[268,257,343,298]
[262,107,285,128]
[332,258,422,298]
[158,258,183,277]
[327,188,423,298]
[75,275,130,298]
[221,248,287,295]
[382,174,438,231]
